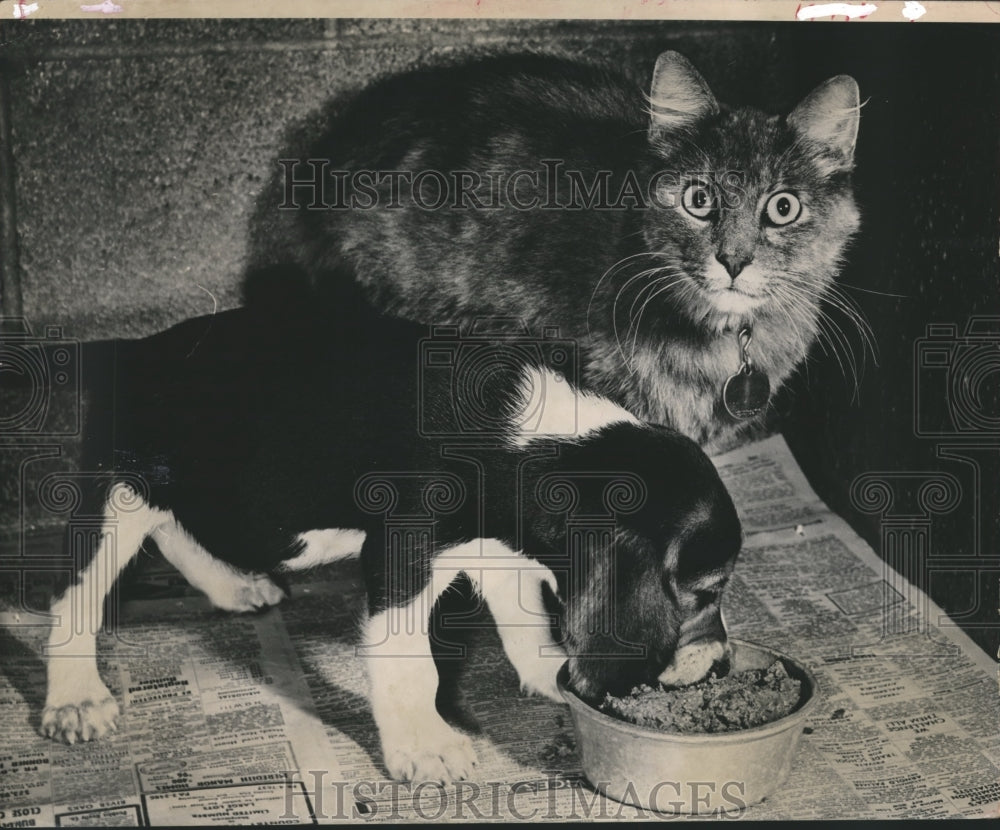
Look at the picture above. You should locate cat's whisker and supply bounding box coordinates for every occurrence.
[626,270,684,325]
[808,285,879,374]
[621,227,652,242]
[774,285,855,392]
[777,271,878,369]
[613,265,673,327]
[781,288,838,365]
[818,312,863,401]
[627,276,693,368]
[768,287,816,355]
[606,263,683,371]
[778,282,864,399]
[770,282,825,342]
[822,284,879,360]
[777,283,841,348]
[623,274,687,362]
[588,251,676,343]
[624,125,655,140]
[615,270,686,370]
[674,280,705,326]
[674,132,714,171]
[774,127,821,172]
[836,281,907,299]
[765,282,808,330]
[613,268,667,359]
[623,275,689,364]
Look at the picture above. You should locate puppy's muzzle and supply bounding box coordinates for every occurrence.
[657,606,732,688]
[657,637,731,688]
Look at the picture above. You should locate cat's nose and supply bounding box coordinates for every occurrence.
[716,250,753,280]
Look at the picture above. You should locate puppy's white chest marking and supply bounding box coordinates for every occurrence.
[512,366,638,447]
[281,528,366,570]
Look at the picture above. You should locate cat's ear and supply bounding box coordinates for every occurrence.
[648,52,719,136]
[788,75,861,170]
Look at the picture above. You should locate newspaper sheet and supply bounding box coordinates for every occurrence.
[0,434,997,822]
[0,598,352,826]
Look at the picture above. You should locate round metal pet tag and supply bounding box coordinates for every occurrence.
[723,366,770,420]
[722,327,770,420]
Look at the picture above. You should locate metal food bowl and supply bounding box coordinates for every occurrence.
[557,639,819,815]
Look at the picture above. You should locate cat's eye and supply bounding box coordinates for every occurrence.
[681,183,715,219]
[764,192,802,226]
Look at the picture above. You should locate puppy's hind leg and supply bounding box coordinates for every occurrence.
[42,483,170,744]
[152,520,285,612]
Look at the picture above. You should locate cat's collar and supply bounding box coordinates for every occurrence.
[722,327,770,420]
[718,312,753,336]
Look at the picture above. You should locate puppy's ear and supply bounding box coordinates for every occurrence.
[540,577,565,648]
[663,539,681,575]
[541,577,564,612]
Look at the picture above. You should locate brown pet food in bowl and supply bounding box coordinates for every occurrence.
[600,661,802,734]
[559,641,820,813]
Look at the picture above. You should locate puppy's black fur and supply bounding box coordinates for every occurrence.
[43,269,741,781]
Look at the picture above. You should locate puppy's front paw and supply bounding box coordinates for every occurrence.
[210,572,286,613]
[519,660,562,703]
[41,693,119,744]
[382,717,477,784]
[246,573,287,610]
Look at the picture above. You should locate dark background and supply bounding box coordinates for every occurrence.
[770,24,1000,660]
[0,19,997,655]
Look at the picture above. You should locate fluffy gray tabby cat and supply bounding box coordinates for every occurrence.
[251,51,862,452]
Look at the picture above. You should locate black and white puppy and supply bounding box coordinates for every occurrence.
[41,275,742,784]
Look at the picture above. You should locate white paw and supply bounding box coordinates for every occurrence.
[382,717,478,784]
[247,573,287,609]
[209,572,286,613]
[41,689,119,744]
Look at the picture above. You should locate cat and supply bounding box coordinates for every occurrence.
[248,50,863,452]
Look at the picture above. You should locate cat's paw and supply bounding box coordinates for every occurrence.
[382,717,478,784]
[41,687,119,744]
